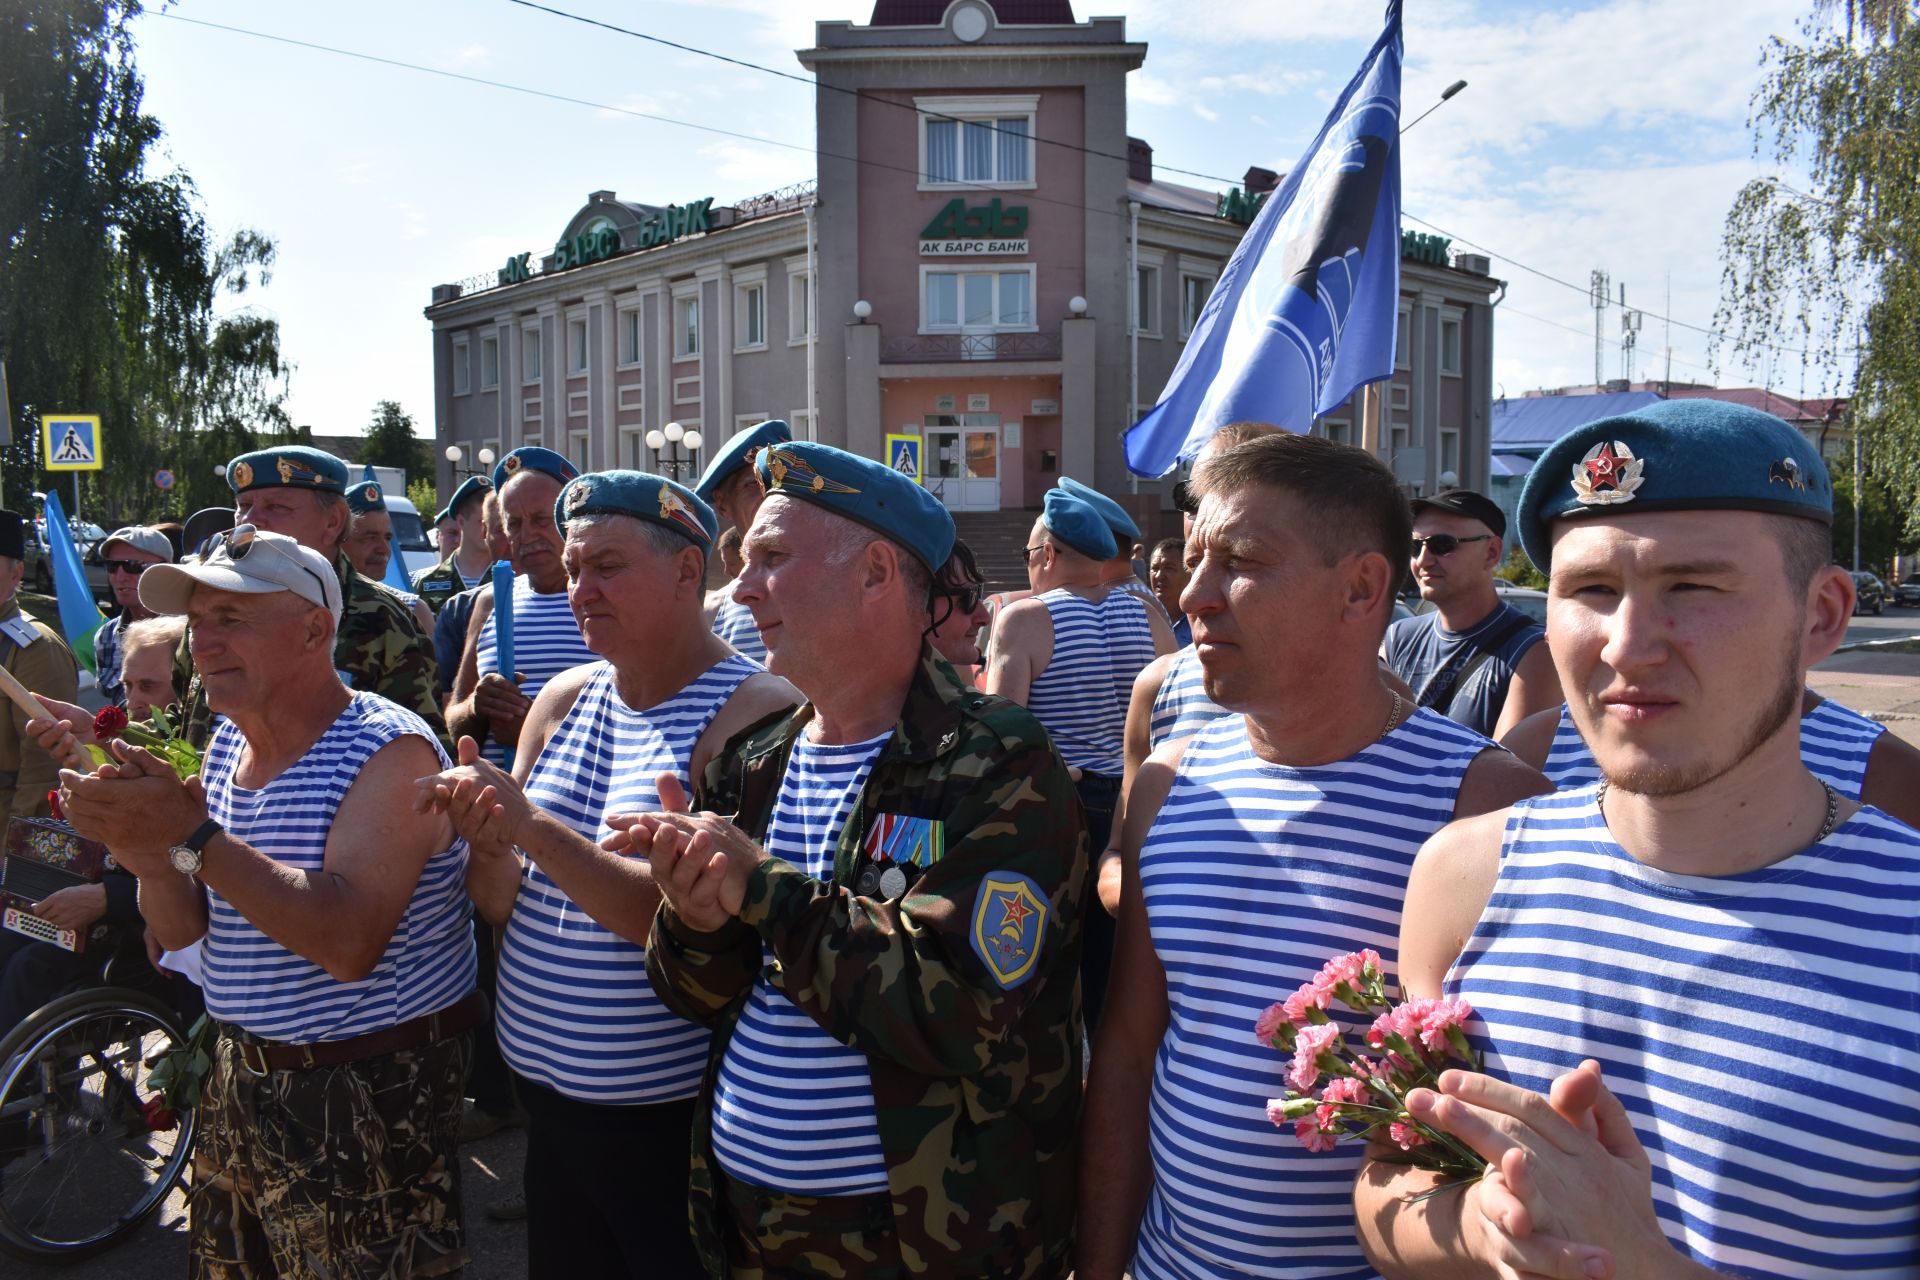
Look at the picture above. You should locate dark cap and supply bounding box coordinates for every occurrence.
[1411,489,1506,541]
[0,510,24,562]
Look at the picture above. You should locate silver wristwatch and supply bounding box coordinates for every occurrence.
[169,819,222,876]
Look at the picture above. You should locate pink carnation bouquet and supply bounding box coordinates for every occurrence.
[1257,949,1486,1184]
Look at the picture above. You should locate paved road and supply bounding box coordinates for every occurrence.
[13,1123,530,1278]
[1842,602,1920,649]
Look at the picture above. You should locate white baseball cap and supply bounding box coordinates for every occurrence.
[99,525,174,562]
[139,525,342,625]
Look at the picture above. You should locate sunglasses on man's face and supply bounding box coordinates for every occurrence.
[1171,481,1198,515]
[945,585,984,614]
[1409,532,1494,559]
[103,559,152,577]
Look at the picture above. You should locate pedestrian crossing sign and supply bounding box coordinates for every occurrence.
[886,434,923,485]
[41,415,103,471]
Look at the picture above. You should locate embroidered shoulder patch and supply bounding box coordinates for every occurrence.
[969,872,1048,990]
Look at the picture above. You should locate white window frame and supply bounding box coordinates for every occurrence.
[915,94,1039,191]
[735,412,771,434]
[567,429,589,470]
[1395,302,1413,370]
[1322,418,1352,447]
[1389,422,1411,456]
[789,409,814,441]
[917,264,1039,335]
[672,286,701,360]
[521,324,542,385]
[786,260,813,346]
[620,427,648,470]
[616,305,642,369]
[1131,255,1164,339]
[479,333,499,390]
[1439,427,1462,480]
[452,335,471,396]
[1178,270,1215,340]
[566,313,589,376]
[1439,309,1464,377]
[733,269,769,352]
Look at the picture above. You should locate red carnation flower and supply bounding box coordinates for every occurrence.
[47,790,62,821]
[93,706,128,740]
[141,1096,179,1132]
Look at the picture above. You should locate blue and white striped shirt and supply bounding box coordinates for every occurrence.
[1450,789,1920,1277]
[474,574,595,768]
[200,694,476,1043]
[497,655,760,1104]
[712,595,768,664]
[1133,708,1492,1280]
[1542,697,1886,796]
[1148,644,1228,749]
[1024,587,1157,777]
[710,731,892,1195]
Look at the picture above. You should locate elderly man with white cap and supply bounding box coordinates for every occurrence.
[37,525,481,1279]
[90,523,173,709]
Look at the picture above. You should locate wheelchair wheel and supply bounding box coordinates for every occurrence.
[0,987,198,1262]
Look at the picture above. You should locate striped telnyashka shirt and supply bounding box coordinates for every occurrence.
[709,731,892,1195]
[1132,708,1492,1280]
[496,655,760,1104]
[1024,587,1156,777]
[1450,789,1920,1277]
[200,694,476,1043]
[474,573,595,768]
[1542,697,1886,796]
[712,596,768,664]
[1148,644,1229,749]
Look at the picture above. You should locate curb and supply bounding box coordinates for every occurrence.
[1834,634,1920,654]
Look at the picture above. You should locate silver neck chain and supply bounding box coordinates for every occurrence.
[1595,777,1840,846]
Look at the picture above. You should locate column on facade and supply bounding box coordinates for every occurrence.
[1061,316,1097,484]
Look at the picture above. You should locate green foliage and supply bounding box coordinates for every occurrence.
[1830,466,1912,578]
[0,1,292,525]
[1715,6,1920,535]
[356,400,429,478]
[407,476,438,517]
[1495,546,1548,590]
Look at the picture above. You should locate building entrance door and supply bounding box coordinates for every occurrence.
[924,415,1000,511]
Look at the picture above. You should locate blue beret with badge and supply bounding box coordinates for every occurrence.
[491,446,579,490]
[345,480,386,516]
[225,445,348,496]
[696,419,792,501]
[754,441,955,571]
[444,474,492,522]
[1042,486,1119,562]
[555,470,718,550]
[1059,475,1140,544]
[1516,398,1833,573]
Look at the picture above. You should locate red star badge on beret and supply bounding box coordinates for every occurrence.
[1584,441,1624,490]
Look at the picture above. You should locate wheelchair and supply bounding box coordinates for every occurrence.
[0,918,202,1263]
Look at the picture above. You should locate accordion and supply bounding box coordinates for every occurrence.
[0,816,112,953]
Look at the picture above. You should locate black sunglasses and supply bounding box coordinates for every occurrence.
[1171,480,1198,515]
[944,585,984,613]
[1022,542,1049,564]
[1410,533,1494,558]
[103,558,152,576]
[202,523,333,605]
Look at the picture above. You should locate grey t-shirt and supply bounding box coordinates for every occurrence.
[1382,601,1544,737]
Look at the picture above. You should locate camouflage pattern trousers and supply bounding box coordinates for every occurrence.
[721,1175,901,1280]
[188,1026,474,1280]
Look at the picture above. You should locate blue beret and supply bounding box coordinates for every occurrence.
[493,446,579,489]
[444,474,492,522]
[696,420,792,501]
[555,470,717,549]
[755,442,955,571]
[1042,487,1119,561]
[225,446,347,496]
[1059,476,1140,544]
[345,480,386,515]
[1517,398,1833,572]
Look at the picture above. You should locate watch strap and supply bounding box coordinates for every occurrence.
[181,818,222,855]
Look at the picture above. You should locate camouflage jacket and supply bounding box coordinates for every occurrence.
[647,649,1087,1280]
[411,559,485,614]
[181,555,448,750]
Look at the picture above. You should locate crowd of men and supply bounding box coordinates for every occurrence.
[3,395,1918,1280]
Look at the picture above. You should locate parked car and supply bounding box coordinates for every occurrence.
[24,517,110,601]
[1851,571,1886,615]
[1895,575,1920,607]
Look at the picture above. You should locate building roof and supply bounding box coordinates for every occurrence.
[1128,175,1221,217]
[1665,385,1845,424]
[1490,389,1665,454]
[868,0,1078,23]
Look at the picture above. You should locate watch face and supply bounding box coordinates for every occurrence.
[169,845,201,875]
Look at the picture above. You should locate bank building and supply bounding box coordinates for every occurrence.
[426,0,1499,545]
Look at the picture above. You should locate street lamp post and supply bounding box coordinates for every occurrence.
[645,421,704,480]
[444,443,498,478]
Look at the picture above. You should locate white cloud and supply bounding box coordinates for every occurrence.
[700,139,817,192]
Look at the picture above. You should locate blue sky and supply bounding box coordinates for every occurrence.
[128,0,1822,444]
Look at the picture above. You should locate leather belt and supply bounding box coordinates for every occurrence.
[233,989,488,1075]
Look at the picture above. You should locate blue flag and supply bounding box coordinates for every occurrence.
[1124,1,1403,476]
[362,464,414,596]
[41,489,107,673]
